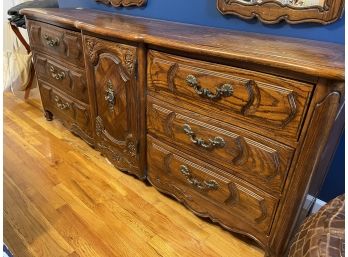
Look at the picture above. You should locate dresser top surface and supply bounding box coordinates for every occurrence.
[21,8,344,81]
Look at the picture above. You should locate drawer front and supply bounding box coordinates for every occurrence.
[38,81,93,144]
[147,97,294,195]
[147,135,278,236]
[27,20,84,67]
[147,50,313,143]
[34,53,89,104]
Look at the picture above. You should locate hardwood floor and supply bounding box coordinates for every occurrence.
[4,91,264,257]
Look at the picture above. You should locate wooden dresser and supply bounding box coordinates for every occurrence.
[21,8,344,257]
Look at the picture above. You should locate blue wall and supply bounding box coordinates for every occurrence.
[59,0,345,201]
[59,0,344,44]
[318,133,345,202]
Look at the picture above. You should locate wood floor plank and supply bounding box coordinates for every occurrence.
[4,131,66,207]
[53,183,157,257]
[4,174,74,257]
[55,204,121,257]
[4,91,264,257]
[4,217,36,257]
[148,235,181,257]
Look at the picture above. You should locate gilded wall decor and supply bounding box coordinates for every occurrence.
[217,0,344,24]
[95,0,147,7]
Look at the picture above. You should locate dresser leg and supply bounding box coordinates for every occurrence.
[44,110,53,121]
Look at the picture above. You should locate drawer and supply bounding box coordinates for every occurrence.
[38,81,93,144]
[147,50,313,144]
[27,20,84,67]
[147,96,294,195]
[34,53,89,104]
[147,135,278,236]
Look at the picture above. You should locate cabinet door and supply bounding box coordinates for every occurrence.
[84,35,144,178]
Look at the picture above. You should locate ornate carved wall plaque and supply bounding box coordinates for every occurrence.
[95,0,147,7]
[217,0,344,24]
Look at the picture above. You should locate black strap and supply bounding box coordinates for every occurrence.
[7,0,59,28]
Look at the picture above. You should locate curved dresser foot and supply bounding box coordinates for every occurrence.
[44,110,53,121]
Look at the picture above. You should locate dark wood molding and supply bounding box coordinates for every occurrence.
[217,0,344,24]
[95,0,147,7]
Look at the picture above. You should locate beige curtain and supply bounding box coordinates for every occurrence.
[3,0,36,93]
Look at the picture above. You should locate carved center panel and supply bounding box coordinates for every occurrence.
[84,35,141,177]
[95,53,130,141]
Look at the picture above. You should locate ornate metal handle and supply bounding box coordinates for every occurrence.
[180,165,218,191]
[43,34,60,47]
[54,96,70,110]
[183,124,225,150]
[49,66,65,80]
[186,74,233,101]
[105,80,115,110]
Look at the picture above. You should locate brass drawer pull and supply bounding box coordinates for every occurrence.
[186,74,233,101]
[54,95,70,110]
[105,80,115,110]
[180,165,218,191]
[183,124,225,149]
[50,66,65,80]
[43,34,60,47]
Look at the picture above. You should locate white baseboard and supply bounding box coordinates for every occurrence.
[311,198,327,214]
[305,194,327,214]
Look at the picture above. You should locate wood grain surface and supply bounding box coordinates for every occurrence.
[20,9,345,257]
[147,135,278,242]
[33,53,88,104]
[4,92,264,257]
[83,35,144,178]
[27,19,84,68]
[147,96,294,195]
[147,50,313,143]
[20,8,344,81]
[38,81,94,146]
